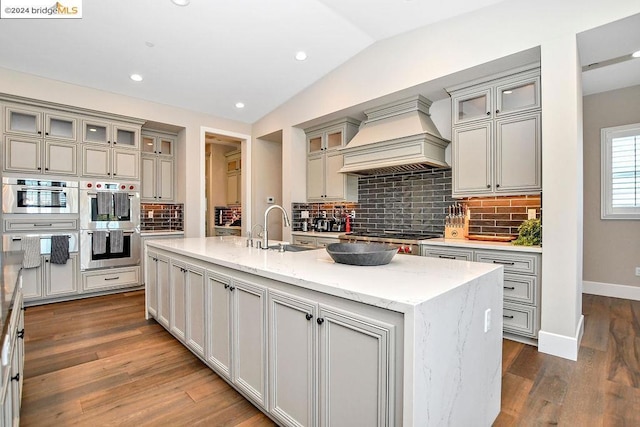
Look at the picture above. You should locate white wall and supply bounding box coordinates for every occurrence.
[0,67,251,238]
[252,137,283,240]
[251,0,640,362]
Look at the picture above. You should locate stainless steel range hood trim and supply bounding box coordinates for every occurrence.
[338,95,450,175]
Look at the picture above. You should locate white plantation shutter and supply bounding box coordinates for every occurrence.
[602,123,640,219]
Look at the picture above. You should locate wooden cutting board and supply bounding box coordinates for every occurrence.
[466,234,516,242]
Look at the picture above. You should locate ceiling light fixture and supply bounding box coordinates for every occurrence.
[235,102,245,109]
[130,74,143,82]
[171,0,190,6]
[632,50,640,58]
[295,51,308,61]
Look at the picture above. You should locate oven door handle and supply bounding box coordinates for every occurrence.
[20,187,65,192]
[86,231,136,235]
[86,192,134,198]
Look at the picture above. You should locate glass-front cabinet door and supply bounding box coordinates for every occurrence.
[45,113,77,141]
[113,124,139,149]
[453,89,491,125]
[307,132,323,154]
[142,135,156,154]
[5,106,42,137]
[83,120,110,144]
[157,136,174,156]
[495,76,540,117]
[325,129,343,151]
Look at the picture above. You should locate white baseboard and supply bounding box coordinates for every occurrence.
[537,315,584,361]
[583,280,640,301]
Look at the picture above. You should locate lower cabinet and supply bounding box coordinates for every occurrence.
[0,289,24,426]
[146,248,398,426]
[22,253,79,301]
[81,266,140,293]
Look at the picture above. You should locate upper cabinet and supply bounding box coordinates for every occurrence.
[305,118,360,202]
[141,130,177,202]
[225,150,241,205]
[449,66,541,198]
[5,105,78,142]
[82,119,139,150]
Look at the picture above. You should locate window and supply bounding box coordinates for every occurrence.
[601,123,640,219]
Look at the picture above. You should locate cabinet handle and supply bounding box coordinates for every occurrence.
[224,284,229,289]
[34,224,53,227]
[104,276,120,281]
[305,313,313,321]
[17,329,25,339]
[45,132,49,136]
[438,255,456,259]
[496,184,500,188]
[317,317,324,325]
[229,286,235,292]
[492,260,515,266]
[45,259,50,263]
[11,373,19,382]
[504,286,515,290]
[503,315,514,319]
[37,131,42,135]
[486,112,490,116]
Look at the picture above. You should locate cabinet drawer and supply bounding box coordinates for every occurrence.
[503,302,537,337]
[82,266,140,291]
[4,218,78,232]
[503,273,537,305]
[315,237,339,248]
[291,236,316,247]
[421,246,474,261]
[475,251,538,275]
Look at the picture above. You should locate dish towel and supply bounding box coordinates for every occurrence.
[110,230,124,254]
[114,192,130,218]
[92,230,108,255]
[50,235,70,265]
[97,192,113,216]
[21,236,41,269]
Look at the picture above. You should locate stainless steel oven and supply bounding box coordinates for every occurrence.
[2,178,78,214]
[80,180,140,230]
[80,229,140,270]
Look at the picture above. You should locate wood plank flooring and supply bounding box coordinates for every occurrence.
[20,291,640,426]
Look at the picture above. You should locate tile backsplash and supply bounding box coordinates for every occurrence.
[140,203,184,231]
[291,168,541,237]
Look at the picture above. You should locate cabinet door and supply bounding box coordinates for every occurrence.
[5,106,42,137]
[112,148,139,180]
[146,252,159,317]
[156,255,171,328]
[44,253,79,297]
[44,113,77,141]
[158,158,174,201]
[495,112,541,194]
[307,155,324,201]
[325,128,344,150]
[185,265,206,358]
[83,119,111,144]
[44,141,77,175]
[113,124,139,149]
[233,279,268,408]
[157,136,174,156]
[0,368,13,427]
[268,291,317,427]
[495,75,540,117]
[226,172,240,205]
[317,306,393,427]
[453,88,492,125]
[81,144,110,178]
[324,151,345,200]
[3,137,41,173]
[452,122,492,197]
[21,262,43,300]
[140,156,157,200]
[170,261,187,342]
[207,272,232,380]
[307,132,323,155]
[141,135,156,154]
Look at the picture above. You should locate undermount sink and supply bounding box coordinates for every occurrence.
[267,244,316,252]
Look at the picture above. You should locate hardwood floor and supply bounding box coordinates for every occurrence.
[20,291,640,426]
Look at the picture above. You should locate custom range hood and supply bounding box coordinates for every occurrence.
[339,95,450,175]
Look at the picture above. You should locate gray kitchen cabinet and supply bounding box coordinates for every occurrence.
[291,235,339,248]
[21,253,79,301]
[305,118,360,202]
[169,258,206,357]
[141,130,176,202]
[80,266,140,293]
[4,136,77,176]
[0,289,24,426]
[146,250,170,319]
[214,226,241,237]
[82,119,139,149]
[449,66,541,198]
[4,104,77,142]
[82,144,139,179]
[206,271,232,380]
[170,259,188,342]
[225,150,241,205]
[141,233,184,285]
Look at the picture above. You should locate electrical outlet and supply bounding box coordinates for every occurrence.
[636,267,640,277]
[351,210,356,219]
[147,210,154,219]
[484,308,491,333]
[527,209,536,220]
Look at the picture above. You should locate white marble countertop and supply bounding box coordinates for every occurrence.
[146,236,501,313]
[420,237,542,253]
[290,231,343,238]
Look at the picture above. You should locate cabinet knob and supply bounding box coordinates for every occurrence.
[486,184,491,188]
[37,131,42,135]
[11,373,19,382]
[113,141,117,145]
[45,132,49,136]
[486,112,490,116]
[316,317,324,325]
[305,313,313,321]
[229,286,235,292]
[45,168,49,171]
[496,184,500,188]
[495,109,500,114]
[17,329,24,339]
[224,284,230,289]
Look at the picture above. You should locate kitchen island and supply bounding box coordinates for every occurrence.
[145,236,503,427]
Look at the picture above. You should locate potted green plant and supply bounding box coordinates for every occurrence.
[513,218,541,246]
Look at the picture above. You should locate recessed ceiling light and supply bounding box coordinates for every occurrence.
[130,74,143,82]
[235,102,245,109]
[171,0,190,6]
[295,51,308,61]
[632,50,640,58]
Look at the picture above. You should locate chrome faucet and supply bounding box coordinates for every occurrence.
[247,223,264,247]
[262,205,291,250]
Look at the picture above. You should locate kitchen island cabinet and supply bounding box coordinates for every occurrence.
[145,236,503,426]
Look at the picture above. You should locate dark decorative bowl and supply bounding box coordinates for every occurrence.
[325,243,398,266]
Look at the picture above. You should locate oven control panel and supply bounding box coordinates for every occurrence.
[82,181,138,191]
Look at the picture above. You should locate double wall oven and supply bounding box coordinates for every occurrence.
[79,180,141,271]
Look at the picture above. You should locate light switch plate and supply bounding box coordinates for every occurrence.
[527,209,536,220]
[635,267,640,277]
[148,210,154,219]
